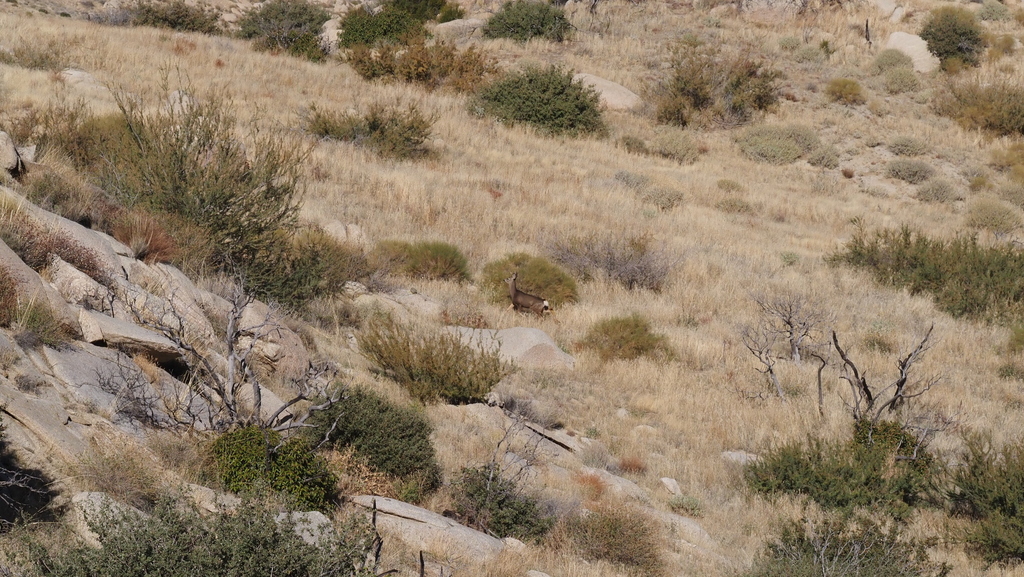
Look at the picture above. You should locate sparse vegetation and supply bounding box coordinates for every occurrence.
[455,464,554,541]
[548,233,676,291]
[737,124,820,165]
[936,79,1024,137]
[884,67,920,94]
[872,49,914,74]
[211,426,337,512]
[831,226,1024,322]
[483,0,571,43]
[131,0,221,33]
[581,314,674,362]
[916,179,960,203]
[480,253,578,308]
[347,40,494,92]
[307,103,435,160]
[371,239,469,281]
[889,136,929,157]
[357,316,512,404]
[965,196,1021,234]
[476,65,605,137]
[825,78,865,105]
[238,0,331,60]
[978,0,1010,22]
[655,40,780,128]
[886,159,935,184]
[560,504,664,576]
[306,388,442,496]
[919,6,984,69]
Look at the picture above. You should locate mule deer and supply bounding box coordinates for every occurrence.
[505,272,550,316]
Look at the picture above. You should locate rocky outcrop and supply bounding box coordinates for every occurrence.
[447,326,576,370]
[77,309,183,364]
[884,32,940,73]
[350,496,506,562]
[572,73,642,111]
[433,18,486,41]
[0,239,80,333]
[0,131,23,176]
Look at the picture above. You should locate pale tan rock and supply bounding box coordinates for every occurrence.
[573,73,642,111]
[0,131,20,174]
[884,32,940,73]
[661,476,682,495]
[71,492,147,547]
[77,309,183,363]
[447,326,575,370]
[433,18,486,41]
[0,239,80,333]
[578,466,648,501]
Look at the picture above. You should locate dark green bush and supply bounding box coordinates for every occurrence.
[744,515,950,577]
[655,41,780,128]
[347,39,494,92]
[830,226,1024,322]
[357,316,512,404]
[307,104,435,160]
[131,0,221,33]
[561,504,664,576]
[476,65,605,137]
[746,421,936,519]
[339,6,421,48]
[950,433,1024,563]
[825,78,866,105]
[483,0,570,42]
[580,314,673,362]
[480,253,578,308]
[936,79,1024,137]
[26,498,373,577]
[238,0,331,60]
[737,124,820,165]
[886,159,934,183]
[305,388,442,494]
[455,464,554,541]
[211,426,337,512]
[370,239,469,281]
[388,0,445,21]
[919,6,984,68]
[437,1,464,22]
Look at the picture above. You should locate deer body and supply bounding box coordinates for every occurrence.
[505,273,550,316]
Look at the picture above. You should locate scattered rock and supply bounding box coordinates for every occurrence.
[70,492,147,547]
[502,536,527,551]
[579,466,648,501]
[355,289,443,320]
[526,572,552,577]
[0,131,22,175]
[884,32,940,73]
[320,18,340,53]
[721,450,759,465]
[184,483,241,513]
[77,309,183,364]
[276,511,335,545]
[446,326,575,370]
[433,18,486,41]
[350,496,505,562]
[572,73,642,111]
[661,477,682,495]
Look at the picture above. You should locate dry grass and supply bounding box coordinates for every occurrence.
[3,1,1024,574]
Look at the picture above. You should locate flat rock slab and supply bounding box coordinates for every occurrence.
[78,309,183,364]
[447,326,575,370]
[0,237,80,331]
[884,32,939,73]
[433,18,486,41]
[0,381,90,462]
[579,466,648,501]
[351,496,504,562]
[573,73,642,111]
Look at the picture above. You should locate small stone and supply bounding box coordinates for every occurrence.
[661,477,682,496]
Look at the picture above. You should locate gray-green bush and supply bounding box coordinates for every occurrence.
[483,0,570,42]
[476,65,605,136]
[737,124,820,165]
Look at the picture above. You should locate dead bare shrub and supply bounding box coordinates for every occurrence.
[548,233,677,291]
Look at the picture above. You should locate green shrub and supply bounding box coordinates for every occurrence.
[950,433,1024,564]
[25,497,373,577]
[794,44,824,63]
[548,233,675,291]
[339,6,422,47]
[886,159,934,183]
[651,130,703,164]
[965,196,1022,234]
[737,124,820,165]
[920,6,984,68]
[437,1,464,22]
[388,0,445,21]
[307,104,435,160]
[476,65,605,137]
[889,136,928,156]
[872,48,914,74]
[306,388,441,495]
[884,67,920,94]
[370,239,469,281]
[746,421,936,519]
[211,426,337,512]
[483,0,570,42]
[655,41,780,128]
[744,515,949,577]
[581,314,673,362]
[357,316,512,404]
[915,179,960,203]
[978,0,1009,21]
[825,78,866,105]
[480,253,578,308]
[238,0,331,60]
[807,145,839,169]
[619,135,649,155]
[935,79,1024,137]
[347,39,494,92]
[561,504,664,576]
[131,0,221,33]
[829,225,1024,322]
[454,464,554,541]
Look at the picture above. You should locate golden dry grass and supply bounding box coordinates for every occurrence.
[4,0,1024,574]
